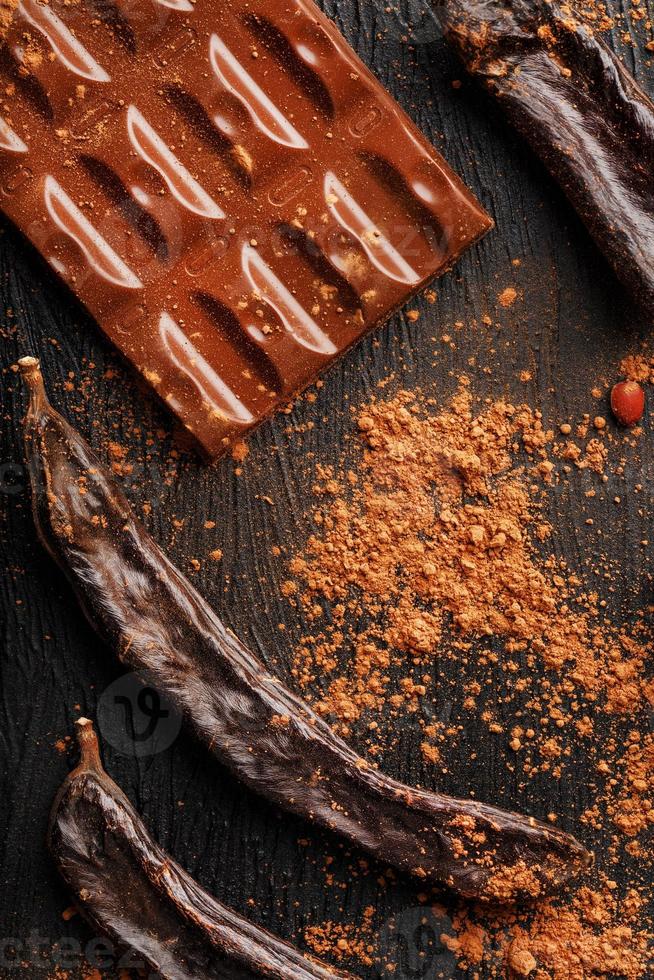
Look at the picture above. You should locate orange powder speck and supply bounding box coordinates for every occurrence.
[620,353,654,384]
[498,287,518,307]
[231,440,249,463]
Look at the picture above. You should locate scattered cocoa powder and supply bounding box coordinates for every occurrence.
[440,884,651,978]
[286,384,651,736]
[305,906,376,967]
[621,352,654,385]
[280,377,653,977]
[498,287,518,308]
[0,0,17,38]
[232,440,249,463]
[608,731,654,839]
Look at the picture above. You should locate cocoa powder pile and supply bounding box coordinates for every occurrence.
[282,378,653,978]
[439,882,651,978]
[0,0,16,38]
[285,383,652,738]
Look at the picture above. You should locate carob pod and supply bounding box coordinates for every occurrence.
[21,356,592,901]
[49,717,357,979]
[435,0,654,310]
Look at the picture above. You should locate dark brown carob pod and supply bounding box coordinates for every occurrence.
[49,718,357,979]
[22,356,592,901]
[435,0,654,311]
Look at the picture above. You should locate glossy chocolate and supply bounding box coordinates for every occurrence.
[0,0,491,458]
[50,719,357,979]
[23,358,592,901]
[436,0,654,310]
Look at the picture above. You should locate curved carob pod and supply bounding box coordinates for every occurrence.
[21,356,592,901]
[50,718,357,980]
[435,0,654,310]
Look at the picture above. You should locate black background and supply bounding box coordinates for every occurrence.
[1,1,653,977]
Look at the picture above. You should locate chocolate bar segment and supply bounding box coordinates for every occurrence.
[0,0,491,458]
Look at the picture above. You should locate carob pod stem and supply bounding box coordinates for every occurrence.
[49,718,357,979]
[435,0,654,310]
[21,356,592,901]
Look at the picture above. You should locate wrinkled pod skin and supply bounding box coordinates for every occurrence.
[50,719,357,980]
[435,0,654,311]
[21,357,592,901]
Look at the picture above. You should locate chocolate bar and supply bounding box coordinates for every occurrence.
[0,0,491,458]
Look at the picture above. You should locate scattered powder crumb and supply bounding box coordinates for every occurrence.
[498,287,518,308]
[0,0,16,37]
[305,906,376,967]
[232,440,249,463]
[440,885,651,978]
[620,353,654,385]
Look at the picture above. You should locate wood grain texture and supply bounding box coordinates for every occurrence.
[1,1,654,976]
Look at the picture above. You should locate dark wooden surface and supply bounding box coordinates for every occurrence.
[1,1,653,977]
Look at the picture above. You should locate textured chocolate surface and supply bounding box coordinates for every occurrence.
[0,0,490,457]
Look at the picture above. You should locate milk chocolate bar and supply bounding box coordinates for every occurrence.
[0,0,491,458]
